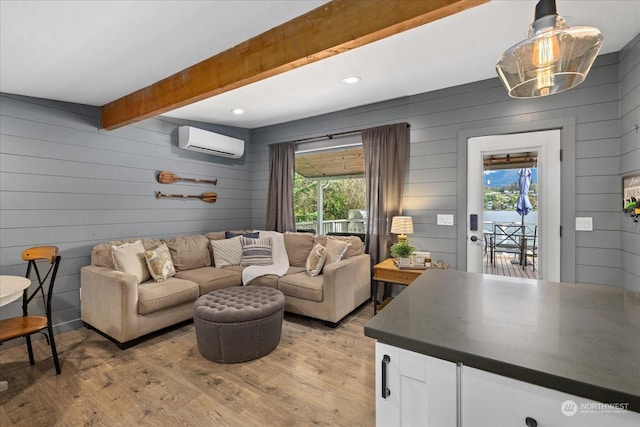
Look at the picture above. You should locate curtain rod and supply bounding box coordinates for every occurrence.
[292,129,361,144]
[282,123,411,145]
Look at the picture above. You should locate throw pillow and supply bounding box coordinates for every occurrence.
[305,243,327,276]
[111,240,151,284]
[225,231,259,239]
[211,237,243,268]
[240,236,273,266]
[143,244,176,282]
[324,238,350,265]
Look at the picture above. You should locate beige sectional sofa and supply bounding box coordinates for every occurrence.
[80,231,371,348]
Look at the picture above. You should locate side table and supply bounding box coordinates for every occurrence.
[372,258,424,314]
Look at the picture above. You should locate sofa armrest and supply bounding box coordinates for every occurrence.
[80,265,140,343]
[321,254,371,322]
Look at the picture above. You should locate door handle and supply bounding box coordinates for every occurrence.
[381,355,391,398]
[470,235,478,242]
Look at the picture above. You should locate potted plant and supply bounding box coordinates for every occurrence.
[390,240,415,266]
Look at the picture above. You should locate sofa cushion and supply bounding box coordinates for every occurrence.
[324,238,350,265]
[92,238,162,268]
[205,231,227,241]
[284,232,315,267]
[314,235,364,259]
[174,267,242,294]
[243,266,306,288]
[305,243,327,276]
[211,237,242,268]
[240,236,273,266]
[111,240,151,284]
[164,234,211,271]
[278,272,323,302]
[138,277,199,315]
[144,243,176,282]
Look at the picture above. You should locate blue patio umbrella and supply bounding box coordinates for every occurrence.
[516,168,533,223]
[515,168,532,266]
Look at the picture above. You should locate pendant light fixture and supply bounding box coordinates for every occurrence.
[496,0,603,98]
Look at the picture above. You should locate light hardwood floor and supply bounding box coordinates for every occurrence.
[0,304,375,427]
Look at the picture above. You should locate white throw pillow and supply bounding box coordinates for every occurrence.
[211,237,242,268]
[111,240,151,284]
[324,238,350,265]
[305,243,327,276]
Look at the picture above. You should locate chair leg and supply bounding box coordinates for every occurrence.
[25,335,35,366]
[48,324,61,375]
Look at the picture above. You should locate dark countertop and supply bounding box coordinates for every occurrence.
[364,269,640,412]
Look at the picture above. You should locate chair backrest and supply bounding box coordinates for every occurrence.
[524,224,538,251]
[21,246,61,319]
[493,224,525,246]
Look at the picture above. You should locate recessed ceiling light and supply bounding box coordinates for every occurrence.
[342,76,361,84]
[231,108,244,115]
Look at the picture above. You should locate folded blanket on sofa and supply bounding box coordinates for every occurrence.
[242,231,289,285]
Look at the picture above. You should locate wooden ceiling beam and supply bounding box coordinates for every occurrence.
[100,0,487,130]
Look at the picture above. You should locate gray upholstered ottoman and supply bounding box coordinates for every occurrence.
[193,285,285,363]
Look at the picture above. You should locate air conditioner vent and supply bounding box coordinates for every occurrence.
[178,126,244,159]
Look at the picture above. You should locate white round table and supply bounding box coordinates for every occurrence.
[0,275,31,392]
[0,275,31,307]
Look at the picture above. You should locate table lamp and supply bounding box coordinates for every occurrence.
[391,216,413,242]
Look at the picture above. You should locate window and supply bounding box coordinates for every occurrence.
[294,146,366,235]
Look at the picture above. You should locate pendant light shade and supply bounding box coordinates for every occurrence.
[496,0,603,98]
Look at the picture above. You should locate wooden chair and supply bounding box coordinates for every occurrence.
[0,246,62,375]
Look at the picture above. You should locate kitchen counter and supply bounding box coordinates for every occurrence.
[364,269,640,412]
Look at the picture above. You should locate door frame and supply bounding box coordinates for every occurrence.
[466,131,560,280]
[457,117,576,283]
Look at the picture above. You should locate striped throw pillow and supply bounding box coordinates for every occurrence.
[240,236,273,266]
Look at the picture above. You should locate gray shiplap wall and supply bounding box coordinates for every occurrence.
[619,33,640,292]
[0,94,252,331]
[250,50,639,289]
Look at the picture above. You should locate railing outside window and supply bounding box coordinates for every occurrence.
[296,220,350,234]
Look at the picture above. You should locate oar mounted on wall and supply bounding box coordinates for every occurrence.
[157,171,217,185]
[156,192,217,203]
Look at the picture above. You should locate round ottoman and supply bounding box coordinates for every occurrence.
[193,286,285,363]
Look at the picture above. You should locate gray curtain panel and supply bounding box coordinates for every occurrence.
[266,141,296,232]
[363,123,408,266]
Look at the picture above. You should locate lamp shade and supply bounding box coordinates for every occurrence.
[391,216,414,235]
[496,1,602,98]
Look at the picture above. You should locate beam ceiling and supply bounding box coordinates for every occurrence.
[100,0,487,130]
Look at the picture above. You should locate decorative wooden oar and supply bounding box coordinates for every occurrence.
[155,192,217,203]
[157,171,217,185]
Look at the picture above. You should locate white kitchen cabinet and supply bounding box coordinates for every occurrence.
[375,342,457,427]
[462,366,640,427]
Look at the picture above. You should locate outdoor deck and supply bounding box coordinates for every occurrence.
[484,252,537,280]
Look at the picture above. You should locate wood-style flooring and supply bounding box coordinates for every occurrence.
[484,252,537,280]
[0,304,375,427]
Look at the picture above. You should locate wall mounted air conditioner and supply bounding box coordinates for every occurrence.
[178,126,244,159]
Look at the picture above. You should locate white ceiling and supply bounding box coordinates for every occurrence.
[1,1,639,129]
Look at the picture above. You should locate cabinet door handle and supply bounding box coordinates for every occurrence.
[381,355,391,399]
[525,417,537,427]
